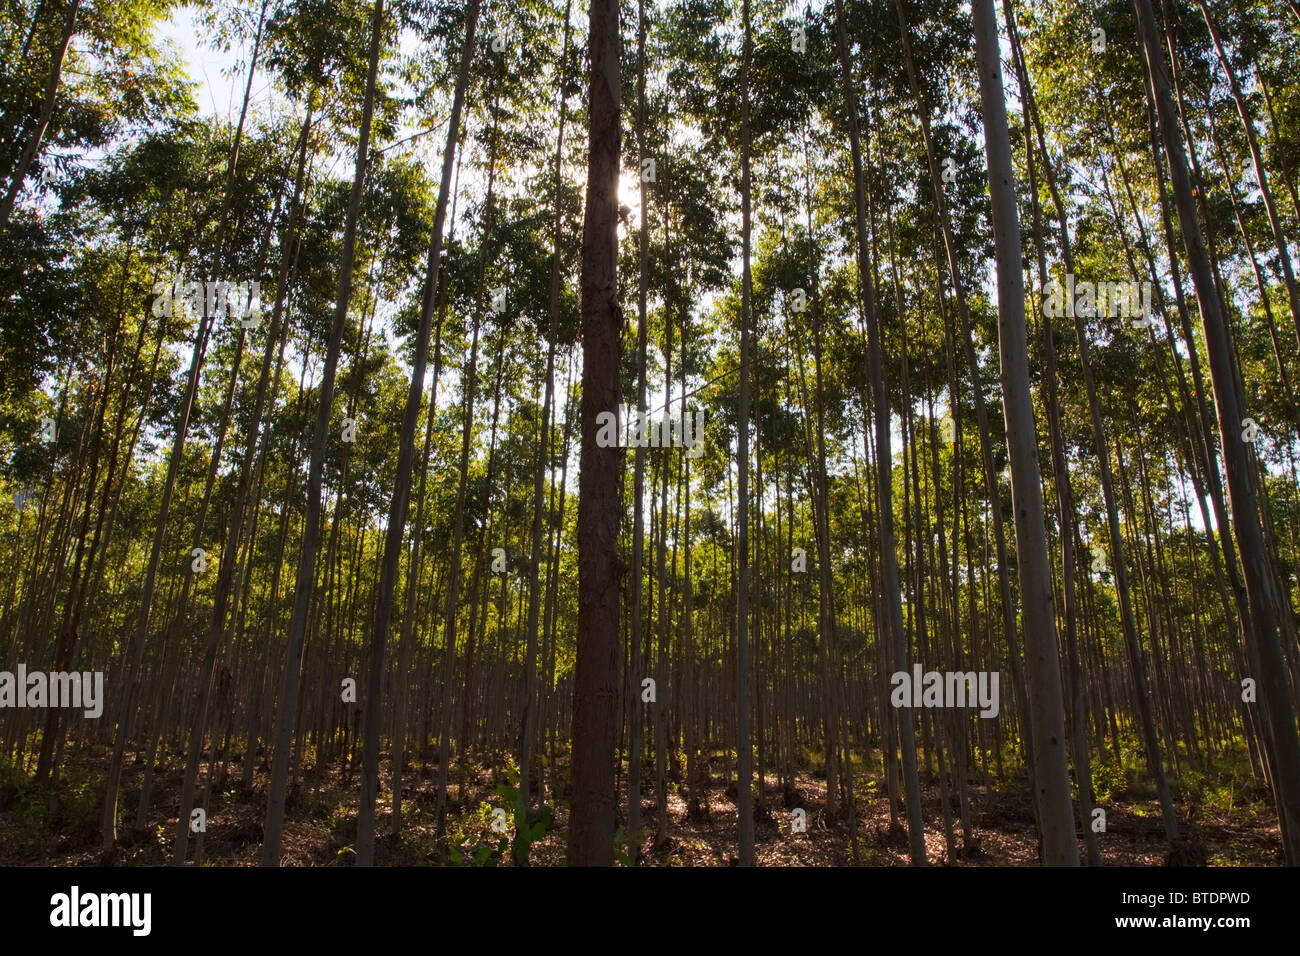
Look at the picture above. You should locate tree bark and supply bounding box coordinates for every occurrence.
[568,0,622,868]
[734,0,756,868]
[972,0,1078,866]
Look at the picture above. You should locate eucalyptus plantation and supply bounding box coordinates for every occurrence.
[0,0,1297,877]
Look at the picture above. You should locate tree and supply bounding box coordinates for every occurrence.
[834,0,925,865]
[734,0,755,869]
[262,0,387,867]
[972,0,1077,866]
[356,0,480,867]
[568,0,621,868]
[1134,0,1300,864]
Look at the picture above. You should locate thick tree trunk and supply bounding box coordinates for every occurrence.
[568,0,622,868]
[1007,10,1100,864]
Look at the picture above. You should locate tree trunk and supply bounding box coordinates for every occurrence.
[734,0,756,868]
[261,0,386,866]
[356,0,478,867]
[568,0,622,867]
[0,0,79,227]
[973,0,1077,866]
[834,0,925,864]
[1133,0,1300,864]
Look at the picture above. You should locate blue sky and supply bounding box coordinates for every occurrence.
[159,4,258,121]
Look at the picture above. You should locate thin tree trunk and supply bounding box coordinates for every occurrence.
[1134,0,1300,864]
[1197,0,1300,344]
[972,0,1077,866]
[834,0,925,865]
[520,0,574,825]
[734,0,755,868]
[261,0,386,866]
[356,0,478,867]
[0,0,79,227]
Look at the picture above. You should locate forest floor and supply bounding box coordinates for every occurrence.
[0,744,1285,866]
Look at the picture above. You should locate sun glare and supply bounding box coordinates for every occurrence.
[617,170,642,223]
